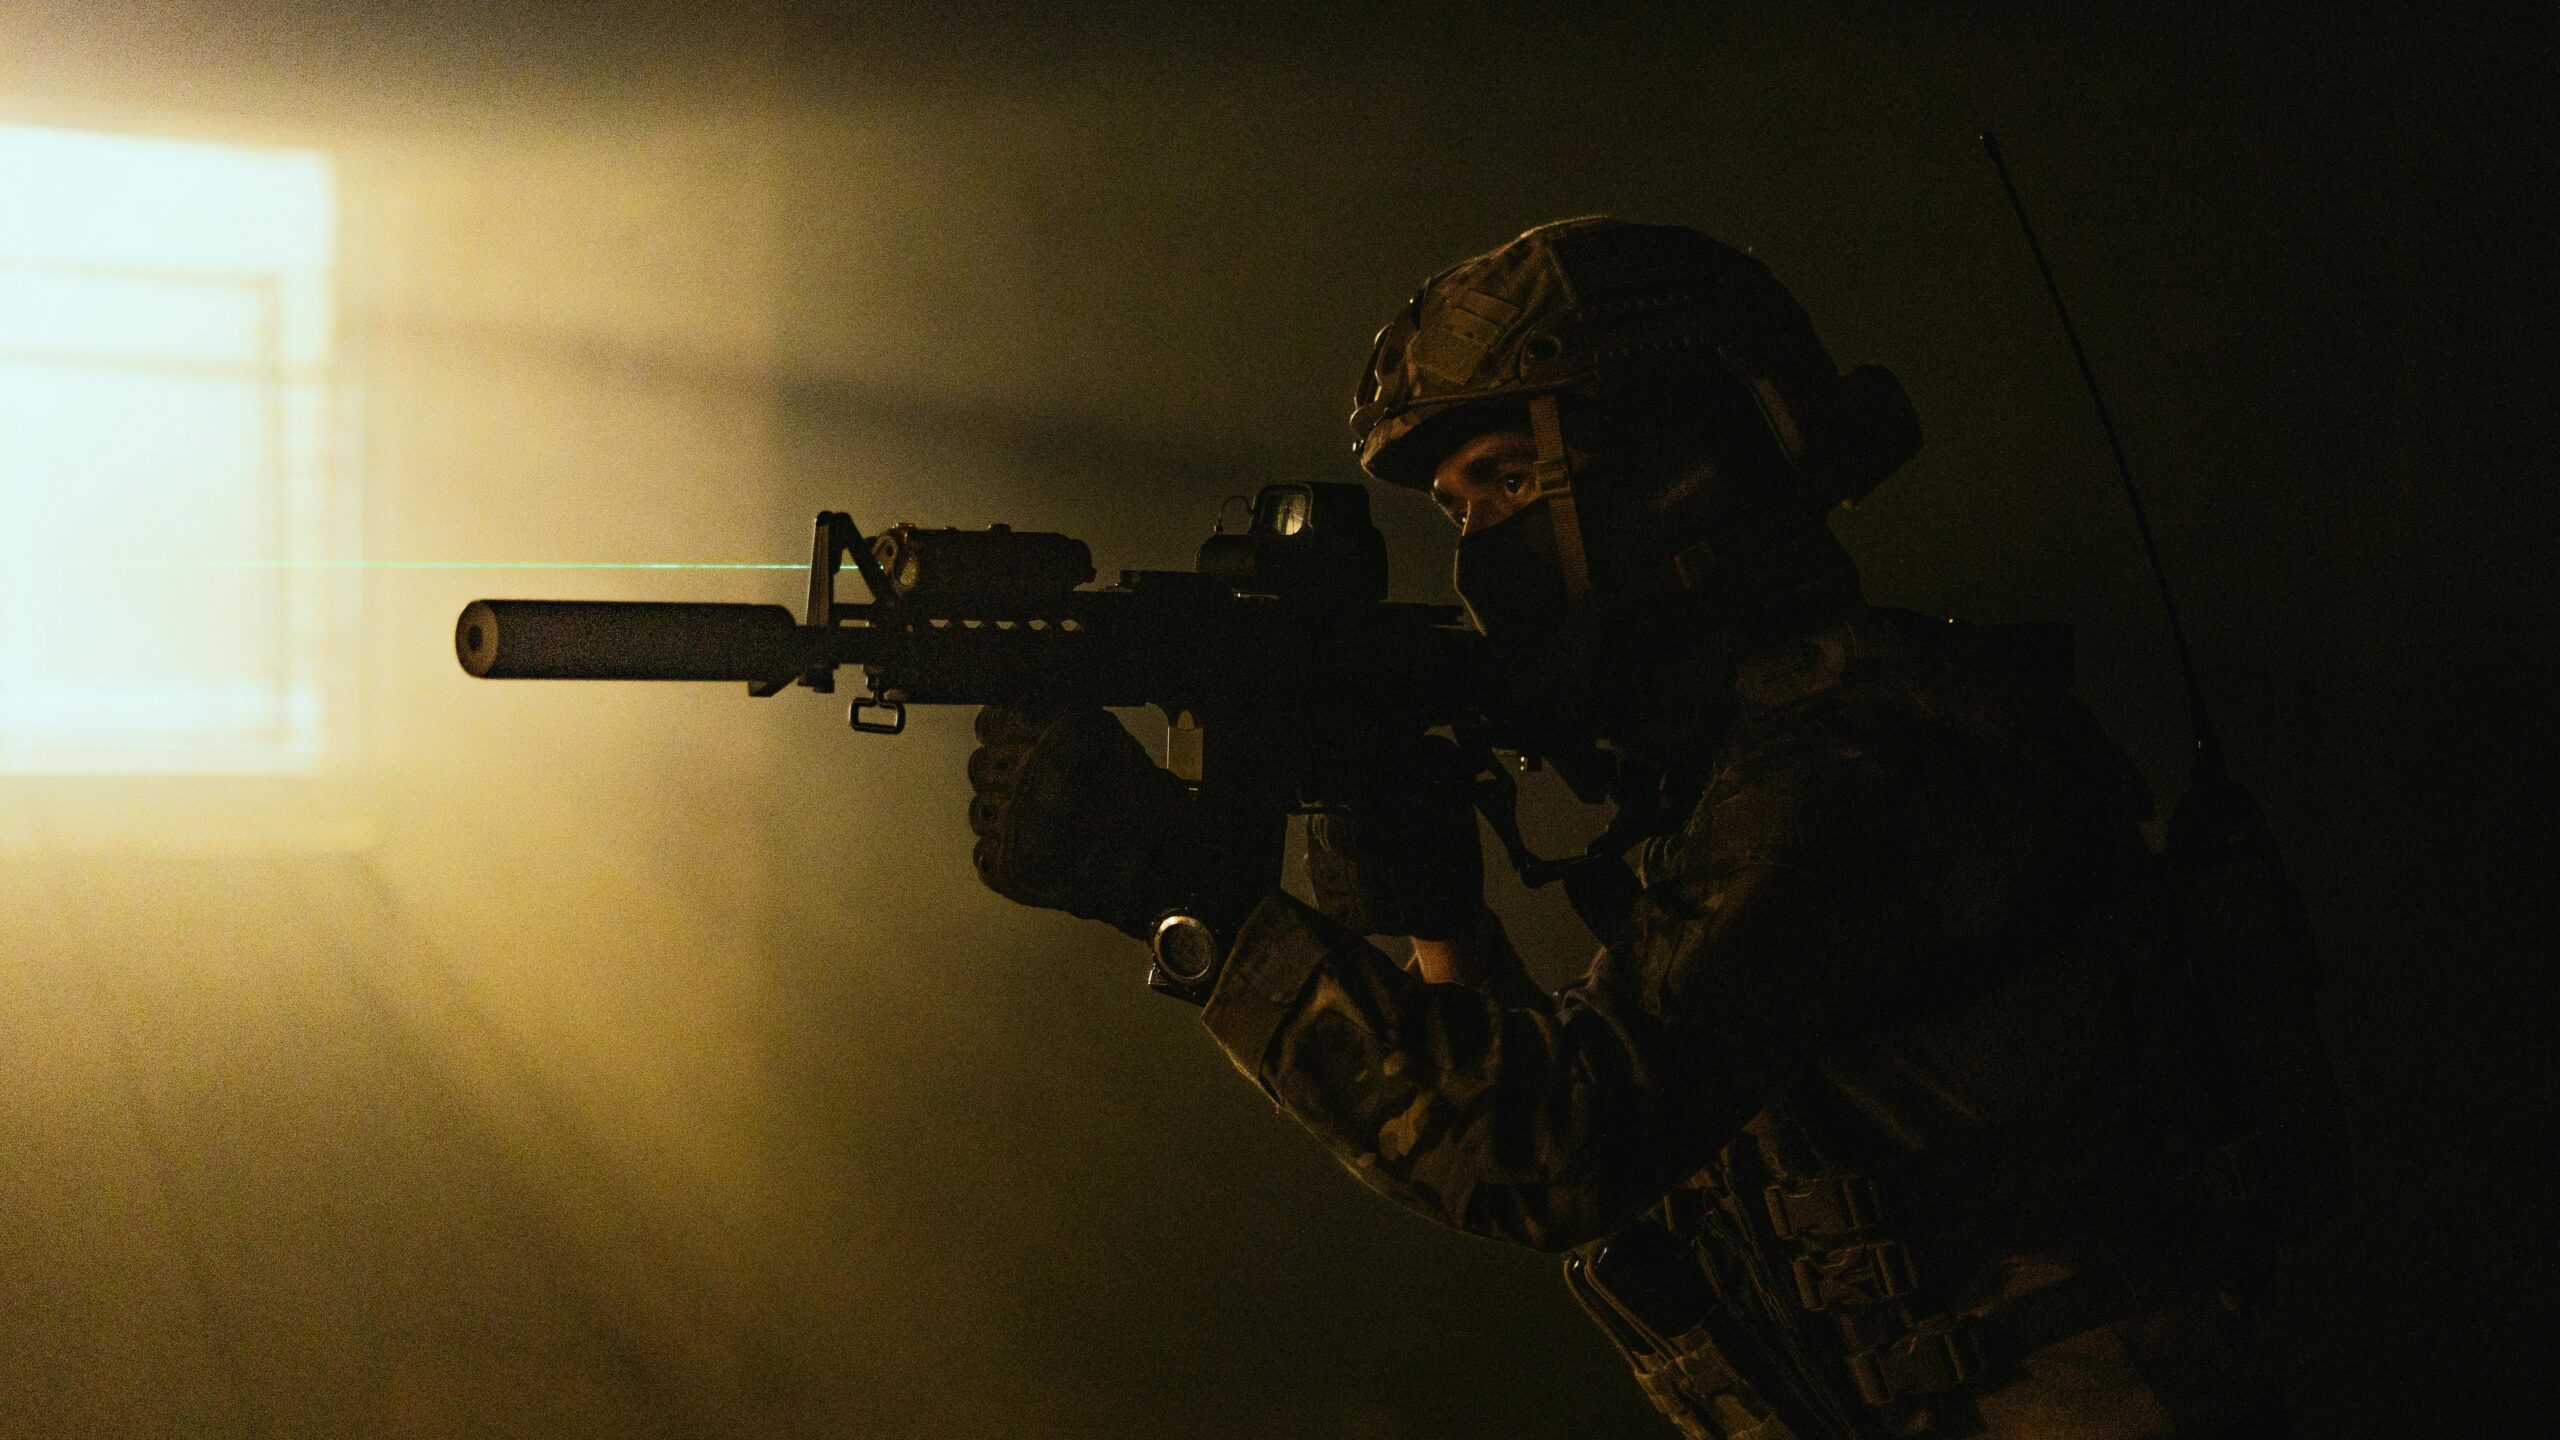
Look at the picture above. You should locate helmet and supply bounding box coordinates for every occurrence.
[1349,217,1917,524]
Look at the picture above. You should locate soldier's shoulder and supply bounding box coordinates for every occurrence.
[1735,607,2073,712]
[1723,605,2150,834]
[1719,609,1973,778]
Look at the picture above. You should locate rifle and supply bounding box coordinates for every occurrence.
[457,482,1630,960]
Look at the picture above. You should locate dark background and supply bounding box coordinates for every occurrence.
[0,3,2550,1436]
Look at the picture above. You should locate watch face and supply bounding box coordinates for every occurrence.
[1151,914,1223,985]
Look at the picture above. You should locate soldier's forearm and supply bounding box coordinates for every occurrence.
[1201,891,1735,1253]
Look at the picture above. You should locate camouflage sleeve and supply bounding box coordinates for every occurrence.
[1200,716,2018,1253]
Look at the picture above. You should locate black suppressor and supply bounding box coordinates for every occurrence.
[456,600,802,680]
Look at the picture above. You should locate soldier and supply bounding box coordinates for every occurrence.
[964,218,2301,1438]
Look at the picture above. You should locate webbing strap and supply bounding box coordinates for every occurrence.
[1528,394,1592,598]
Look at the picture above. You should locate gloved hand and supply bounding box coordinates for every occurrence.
[1305,733,1487,940]
[966,704,1278,943]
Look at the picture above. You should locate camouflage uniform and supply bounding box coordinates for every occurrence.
[1200,606,2286,1440]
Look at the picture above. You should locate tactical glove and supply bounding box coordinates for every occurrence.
[966,704,1277,945]
[1305,733,1487,940]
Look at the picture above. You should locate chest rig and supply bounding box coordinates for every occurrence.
[1557,614,2177,1440]
[1564,1109,2189,1440]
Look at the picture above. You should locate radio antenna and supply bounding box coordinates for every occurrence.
[1979,131,2223,781]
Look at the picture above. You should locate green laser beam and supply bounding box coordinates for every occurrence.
[18,560,802,570]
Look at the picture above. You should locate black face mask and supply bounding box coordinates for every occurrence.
[1455,496,1631,739]
[1452,497,1571,649]
[1455,491,1751,760]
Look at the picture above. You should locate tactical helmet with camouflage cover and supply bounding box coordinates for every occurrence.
[1350,218,1918,536]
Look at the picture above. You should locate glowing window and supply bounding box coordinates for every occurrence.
[0,125,338,774]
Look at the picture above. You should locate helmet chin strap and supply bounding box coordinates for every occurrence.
[1527,393,1592,599]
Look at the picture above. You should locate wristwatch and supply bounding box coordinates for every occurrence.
[1147,911,1232,1004]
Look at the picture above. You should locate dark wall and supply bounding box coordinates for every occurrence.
[0,4,2548,1436]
